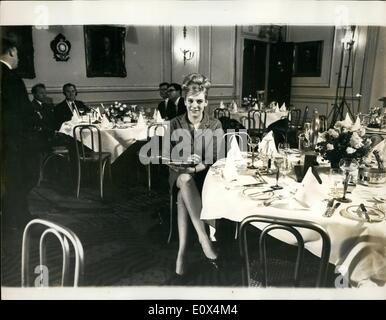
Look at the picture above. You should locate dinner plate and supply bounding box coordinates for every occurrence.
[339,205,385,223]
[376,203,386,214]
[242,188,274,201]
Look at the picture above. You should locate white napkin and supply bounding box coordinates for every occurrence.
[156,110,164,123]
[101,115,111,128]
[273,103,280,112]
[136,113,146,127]
[258,131,278,156]
[222,155,239,182]
[351,116,361,131]
[220,101,226,109]
[228,136,244,161]
[152,108,158,121]
[294,167,327,208]
[232,100,238,113]
[70,112,81,124]
[280,103,287,112]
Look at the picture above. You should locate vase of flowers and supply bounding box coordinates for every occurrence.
[104,102,132,122]
[315,116,372,168]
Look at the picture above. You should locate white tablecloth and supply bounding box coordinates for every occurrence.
[231,111,288,128]
[201,158,386,270]
[59,122,149,162]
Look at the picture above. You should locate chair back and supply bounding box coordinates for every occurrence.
[73,124,103,163]
[21,219,84,287]
[146,123,168,163]
[239,215,331,287]
[223,131,250,155]
[289,109,301,128]
[214,108,230,119]
[301,106,309,129]
[319,115,328,132]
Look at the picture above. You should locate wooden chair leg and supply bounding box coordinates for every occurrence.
[147,164,151,193]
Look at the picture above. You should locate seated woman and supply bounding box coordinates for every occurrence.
[167,73,224,282]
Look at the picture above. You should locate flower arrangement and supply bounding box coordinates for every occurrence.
[104,102,138,122]
[367,106,385,128]
[315,115,372,167]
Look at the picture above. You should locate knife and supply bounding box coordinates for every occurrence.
[359,203,371,222]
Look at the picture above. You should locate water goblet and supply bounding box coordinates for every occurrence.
[247,135,260,169]
[271,156,285,190]
[337,158,358,203]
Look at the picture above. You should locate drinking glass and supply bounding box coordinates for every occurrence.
[278,142,290,155]
[337,158,358,203]
[247,135,260,169]
[328,168,343,198]
[271,156,285,190]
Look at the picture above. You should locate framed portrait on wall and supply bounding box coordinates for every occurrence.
[1,26,35,79]
[293,40,323,77]
[84,25,127,77]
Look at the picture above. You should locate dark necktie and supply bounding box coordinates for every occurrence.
[71,102,79,116]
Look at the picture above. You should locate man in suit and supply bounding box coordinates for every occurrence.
[157,82,169,119]
[31,83,56,151]
[165,83,186,120]
[1,37,39,231]
[54,83,90,130]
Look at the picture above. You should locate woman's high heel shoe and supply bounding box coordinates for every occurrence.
[205,257,221,271]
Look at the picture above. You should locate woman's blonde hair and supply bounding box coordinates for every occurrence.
[182,73,211,99]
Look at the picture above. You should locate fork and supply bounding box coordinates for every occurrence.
[263,195,284,206]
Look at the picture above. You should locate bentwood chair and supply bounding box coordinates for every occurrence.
[73,125,112,199]
[21,219,84,287]
[319,115,328,132]
[300,106,310,130]
[214,107,230,120]
[140,123,168,192]
[239,215,331,287]
[38,145,70,186]
[247,110,267,139]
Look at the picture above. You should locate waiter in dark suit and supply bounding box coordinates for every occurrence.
[165,83,186,120]
[53,83,90,130]
[157,82,169,119]
[1,37,39,231]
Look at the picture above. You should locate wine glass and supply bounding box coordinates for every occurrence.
[271,156,285,190]
[337,158,358,203]
[278,142,290,155]
[247,135,260,169]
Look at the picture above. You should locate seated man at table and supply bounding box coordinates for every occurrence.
[165,83,186,120]
[31,83,56,151]
[54,83,90,130]
[157,82,169,119]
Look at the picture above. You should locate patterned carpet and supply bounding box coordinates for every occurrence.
[1,170,337,288]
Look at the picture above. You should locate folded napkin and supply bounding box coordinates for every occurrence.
[70,112,81,124]
[152,108,158,121]
[222,155,239,182]
[273,103,280,112]
[280,102,287,112]
[156,110,164,123]
[222,136,246,182]
[231,100,238,113]
[136,113,146,127]
[258,131,278,157]
[219,101,226,109]
[100,115,111,128]
[228,136,244,161]
[351,116,361,131]
[294,167,327,208]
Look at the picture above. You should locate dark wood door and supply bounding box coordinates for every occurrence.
[267,42,294,106]
[242,39,267,99]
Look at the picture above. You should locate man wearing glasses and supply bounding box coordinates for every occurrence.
[165,83,186,120]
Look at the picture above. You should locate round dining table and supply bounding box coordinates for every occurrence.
[200,155,386,282]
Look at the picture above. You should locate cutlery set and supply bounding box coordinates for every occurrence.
[323,199,341,217]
